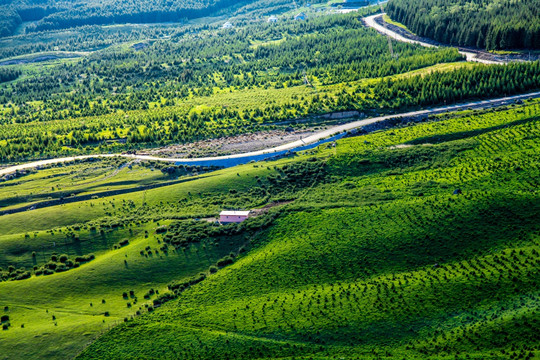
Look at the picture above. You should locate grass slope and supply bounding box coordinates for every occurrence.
[73,100,540,359]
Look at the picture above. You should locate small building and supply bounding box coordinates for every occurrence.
[294,12,307,21]
[222,21,233,29]
[268,15,278,23]
[220,210,250,223]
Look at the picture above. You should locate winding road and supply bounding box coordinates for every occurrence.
[1,91,539,175]
[363,14,501,65]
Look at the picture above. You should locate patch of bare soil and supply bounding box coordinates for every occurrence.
[250,201,293,216]
[141,129,322,158]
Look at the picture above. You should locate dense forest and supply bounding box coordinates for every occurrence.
[0,0,319,37]
[386,0,540,50]
[0,10,470,162]
[0,8,539,162]
[0,67,20,83]
[0,5,539,163]
[368,62,540,107]
[0,8,21,37]
[1,61,539,162]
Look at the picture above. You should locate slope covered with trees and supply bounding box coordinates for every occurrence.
[0,0,301,37]
[2,8,540,164]
[0,10,472,163]
[386,0,540,50]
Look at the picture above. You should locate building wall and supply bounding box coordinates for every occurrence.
[220,215,248,223]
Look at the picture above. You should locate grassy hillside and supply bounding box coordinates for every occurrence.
[4,98,536,359]
[78,101,540,357]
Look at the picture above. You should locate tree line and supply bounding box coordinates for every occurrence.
[386,0,540,50]
[0,12,461,125]
[0,68,20,83]
[0,0,314,37]
[1,61,539,163]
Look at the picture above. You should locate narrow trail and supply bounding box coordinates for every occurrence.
[1,91,539,176]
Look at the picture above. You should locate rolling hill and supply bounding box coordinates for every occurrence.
[1,98,539,359]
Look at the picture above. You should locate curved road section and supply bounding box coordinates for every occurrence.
[1,91,539,175]
[363,14,500,65]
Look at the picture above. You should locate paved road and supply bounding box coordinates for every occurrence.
[1,91,539,176]
[363,14,501,65]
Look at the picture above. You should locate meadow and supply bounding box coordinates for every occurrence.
[77,100,540,359]
[0,98,538,359]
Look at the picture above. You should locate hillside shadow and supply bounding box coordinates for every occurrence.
[406,117,537,145]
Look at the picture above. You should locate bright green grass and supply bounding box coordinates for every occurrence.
[0,158,170,210]
[0,220,250,359]
[76,101,540,359]
[1,100,539,359]
[383,13,416,34]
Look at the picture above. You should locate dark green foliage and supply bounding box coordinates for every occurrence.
[216,255,234,268]
[168,273,206,293]
[1,253,96,281]
[367,62,540,108]
[118,239,129,247]
[387,0,540,49]
[0,11,467,163]
[0,68,20,83]
[162,213,277,247]
[0,0,262,37]
[0,266,31,281]
[0,9,20,37]
[152,292,176,306]
[74,254,95,263]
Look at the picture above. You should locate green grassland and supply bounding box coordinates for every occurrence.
[0,157,219,211]
[382,13,414,34]
[75,99,540,359]
[0,99,538,359]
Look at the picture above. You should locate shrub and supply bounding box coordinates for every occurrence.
[152,292,176,306]
[217,255,234,268]
[156,226,168,234]
[74,254,95,263]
